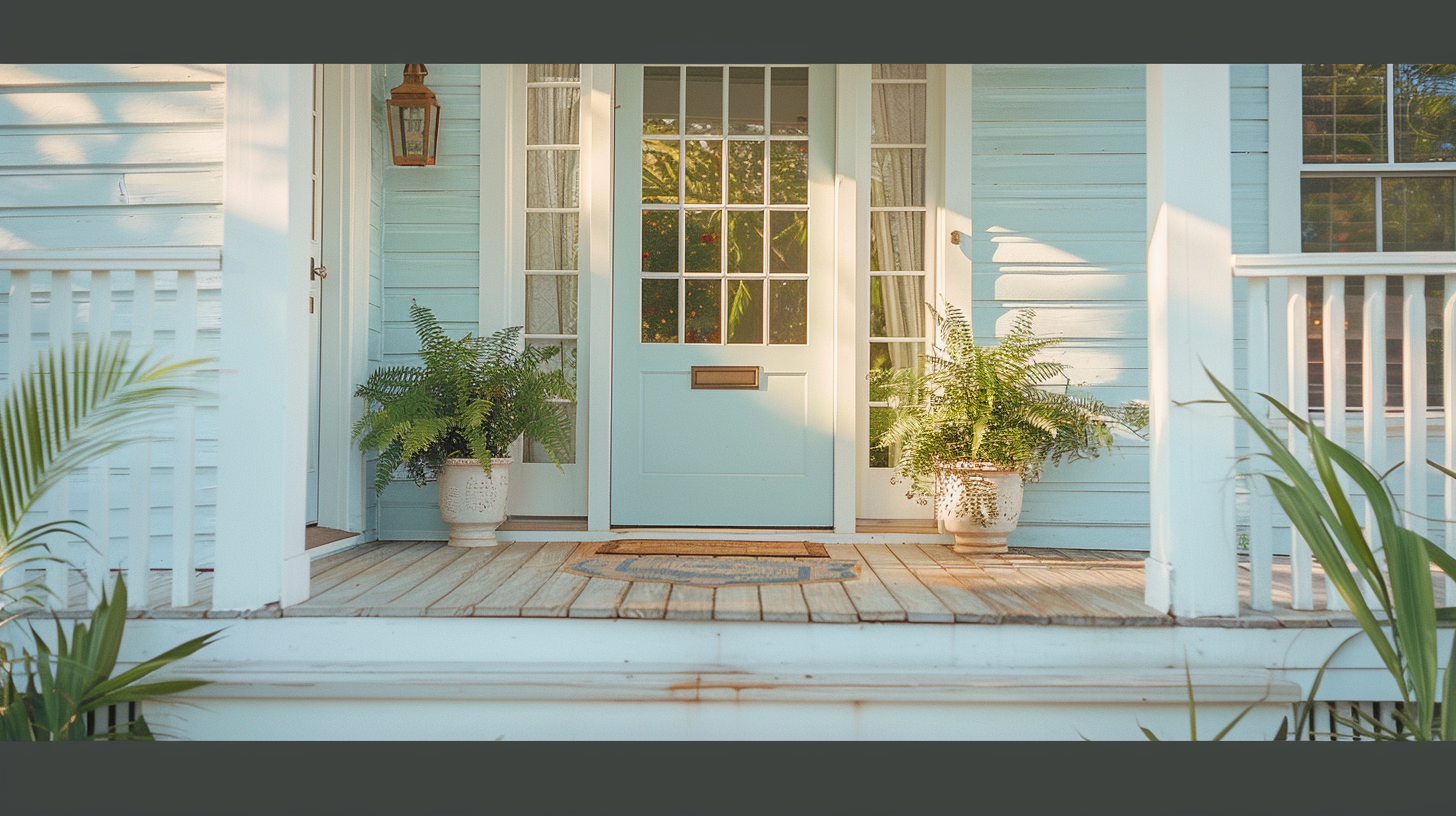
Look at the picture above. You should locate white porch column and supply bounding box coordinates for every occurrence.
[1144,64,1239,618]
[213,64,314,610]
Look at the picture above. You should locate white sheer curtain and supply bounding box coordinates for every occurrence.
[870,74,927,370]
[524,66,582,463]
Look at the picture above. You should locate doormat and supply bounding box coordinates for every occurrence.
[565,555,859,587]
[594,540,829,558]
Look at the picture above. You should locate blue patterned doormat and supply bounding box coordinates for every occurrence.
[564,555,860,587]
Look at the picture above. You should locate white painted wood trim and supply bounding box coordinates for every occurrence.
[1402,275,1428,540]
[127,270,155,607]
[1234,251,1456,276]
[214,64,313,610]
[1285,277,1314,609]
[1245,277,1273,610]
[507,64,589,516]
[316,64,373,536]
[171,270,197,607]
[480,64,511,338]
[1143,64,1239,618]
[1445,274,1456,603]
[49,271,74,600]
[0,248,222,269]
[583,64,615,531]
[835,64,868,534]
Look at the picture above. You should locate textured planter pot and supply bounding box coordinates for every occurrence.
[935,462,1024,555]
[436,457,511,547]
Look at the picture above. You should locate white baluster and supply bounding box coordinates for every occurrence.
[48,270,73,605]
[1362,275,1387,606]
[171,270,197,607]
[128,271,155,608]
[1322,276,1348,611]
[1403,275,1428,545]
[3,270,32,594]
[1246,277,1273,611]
[1288,276,1314,609]
[86,270,112,606]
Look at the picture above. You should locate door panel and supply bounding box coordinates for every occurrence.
[305,64,324,525]
[611,64,834,527]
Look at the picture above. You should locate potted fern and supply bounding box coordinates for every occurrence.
[352,302,574,547]
[873,306,1147,554]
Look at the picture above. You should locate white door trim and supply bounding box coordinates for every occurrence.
[316,64,373,535]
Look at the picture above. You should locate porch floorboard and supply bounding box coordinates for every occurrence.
[30,542,1450,626]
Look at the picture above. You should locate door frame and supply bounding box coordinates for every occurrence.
[314,64,373,535]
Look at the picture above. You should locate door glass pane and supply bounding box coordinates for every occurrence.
[685,279,722,343]
[526,275,578,334]
[684,139,723,204]
[526,150,580,208]
[642,140,680,203]
[1383,177,1456,251]
[524,340,576,464]
[1301,176,1377,252]
[872,64,926,79]
[684,210,722,273]
[685,66,723,135]
[526,212,579,270]
[728,67,765,134]
[771,67,809,135]
[869,212,924,272]
[528,64,579,82]
[727,211,764,274]
[726,280,764,344]
[728,141,765,204]
[1395,64,1456,163]
[641,210,678,272]
[641,279,679,343]
[643,66,680,135]
[769,211,807,273]
[871,83,926,144]
[870,275,925,338]
[871,148,925,207]
[1302,64,1387,163]
[769,279,807,344]
[871,342,923,381]
[527,87,581,145]
[769,141,808,204]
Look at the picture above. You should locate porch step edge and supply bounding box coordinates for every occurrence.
[163,662,1301,705]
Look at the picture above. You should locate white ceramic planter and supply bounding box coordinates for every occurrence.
[436,457,511,547]
[935,462,1024,555]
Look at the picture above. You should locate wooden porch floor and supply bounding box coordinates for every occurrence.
[35,541,1442,627]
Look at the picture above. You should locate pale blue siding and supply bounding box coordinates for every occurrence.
[0,64,226,567]
[967,64,1150,549]
[0,64,225,249]
[373,64,482,541]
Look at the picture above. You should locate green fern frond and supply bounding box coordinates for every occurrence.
[353,302,577,493]
[873,305,1149,522]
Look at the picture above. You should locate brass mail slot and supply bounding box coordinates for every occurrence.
[691,365,761,390]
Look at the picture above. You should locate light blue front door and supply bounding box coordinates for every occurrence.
[610,64,835,527]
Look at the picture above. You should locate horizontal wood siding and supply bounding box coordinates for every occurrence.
[0,64,225,567]
[968,65,1149,549]
[374,64,481,541]
[1229,65,1271,524]
[0,65,225,249]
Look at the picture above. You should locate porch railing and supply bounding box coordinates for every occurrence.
[1234,251,1456,612]
[1,248,222,611]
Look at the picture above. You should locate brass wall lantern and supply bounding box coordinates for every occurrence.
[387,64,441,166]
